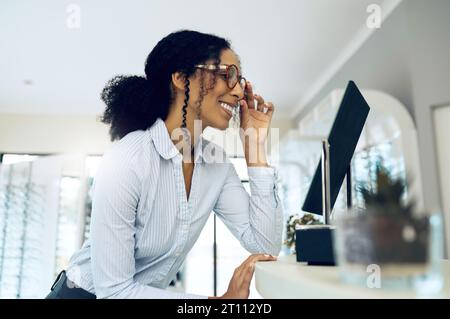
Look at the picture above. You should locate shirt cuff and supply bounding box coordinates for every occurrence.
[247,166,277,195]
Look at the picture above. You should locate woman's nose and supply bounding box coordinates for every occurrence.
[230,83,245,100]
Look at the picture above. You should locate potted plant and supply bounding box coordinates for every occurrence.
[334,164,443,291]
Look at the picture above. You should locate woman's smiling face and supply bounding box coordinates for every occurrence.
[188,49,246,130]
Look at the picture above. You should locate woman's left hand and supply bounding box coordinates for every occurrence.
[239,81,274,145]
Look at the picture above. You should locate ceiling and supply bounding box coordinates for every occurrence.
[0,0,400,117]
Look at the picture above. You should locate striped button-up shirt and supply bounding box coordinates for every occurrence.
[66,118,283,299]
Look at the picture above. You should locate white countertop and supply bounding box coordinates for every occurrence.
[255,255,450,299]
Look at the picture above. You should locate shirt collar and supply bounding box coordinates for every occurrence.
[149,118,205,163]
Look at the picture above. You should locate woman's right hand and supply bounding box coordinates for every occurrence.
[209,254,277,299]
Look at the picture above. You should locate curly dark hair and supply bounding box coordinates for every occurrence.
[100,30,231,141]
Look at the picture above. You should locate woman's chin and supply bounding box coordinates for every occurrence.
[208,119,230,131]
[219,120,231,130]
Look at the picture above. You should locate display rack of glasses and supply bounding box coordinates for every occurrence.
[0,162,46,298]
[0,155,67,298]
[0,154,104,298]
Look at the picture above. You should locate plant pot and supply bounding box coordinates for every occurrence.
[333,211,444,293]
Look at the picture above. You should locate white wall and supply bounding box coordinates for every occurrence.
[0,113,112,155]
[295,0,450,214]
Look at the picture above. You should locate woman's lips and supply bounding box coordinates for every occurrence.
[219,101,234,118]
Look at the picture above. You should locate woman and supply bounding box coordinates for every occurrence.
[46,30,283,299]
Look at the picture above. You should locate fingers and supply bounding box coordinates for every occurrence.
[244,81,274,116]
[239,254,277,285]
[253,94,274,117]
[225,254,277,299]
[245,81,255,110]
[239,98,249,115]
[240,254,277,272]
[254,94,265,112]
[248,254,278,263]
[265,102,274,117]
[236,254,277,280]
[245,253,277,262]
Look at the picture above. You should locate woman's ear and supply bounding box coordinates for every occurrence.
[171,72,187,91]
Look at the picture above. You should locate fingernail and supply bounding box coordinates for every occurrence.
[264,254,271,257]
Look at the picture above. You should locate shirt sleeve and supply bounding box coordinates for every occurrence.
[90,154,207,299]
[213,164,283,255]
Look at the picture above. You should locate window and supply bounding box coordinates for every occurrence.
[1,154,39,165]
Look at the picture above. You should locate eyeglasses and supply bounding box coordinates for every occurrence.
[194,64,247,90]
